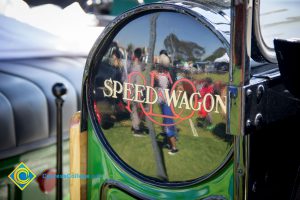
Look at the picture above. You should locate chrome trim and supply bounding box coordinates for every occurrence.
[234,135,250,200]
[230,0,252,86]
[252,0,277,63]
[229,0,252,200]
[228,0,252,136]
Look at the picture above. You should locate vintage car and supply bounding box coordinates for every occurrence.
[1,0,300,200]
[70,0,300,200]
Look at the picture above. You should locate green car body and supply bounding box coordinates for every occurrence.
[86,121,234,199]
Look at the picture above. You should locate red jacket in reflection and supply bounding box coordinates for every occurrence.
[198,82,214,118]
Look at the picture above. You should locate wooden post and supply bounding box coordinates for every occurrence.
[70,112,87,200]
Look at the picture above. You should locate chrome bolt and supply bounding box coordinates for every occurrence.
[246,119,252,128]
[246,89,252,97]
[254,113,263,129]
[252,182,257,193]
[237,168,243,175]
[246,89,252,96]
[257,85,264,103]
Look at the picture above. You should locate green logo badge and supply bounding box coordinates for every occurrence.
[8,162,36,190]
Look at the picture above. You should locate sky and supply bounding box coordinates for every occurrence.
[113,11,226,60]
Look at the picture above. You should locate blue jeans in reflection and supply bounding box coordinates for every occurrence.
[160,103,176,137]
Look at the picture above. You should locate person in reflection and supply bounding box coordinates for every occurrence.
[197,77,215,130]
[95,43,125,130]
[156,50,179,155]
[130,47,146,136]
[110,46,123,68]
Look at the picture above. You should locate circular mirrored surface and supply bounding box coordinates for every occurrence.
[89,11,232,183]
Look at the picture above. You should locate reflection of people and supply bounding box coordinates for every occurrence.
[156,50,178,155]
[197,78,214,130]
[130,48,145,136]
[110,47,123,68]
[94,43,125,130]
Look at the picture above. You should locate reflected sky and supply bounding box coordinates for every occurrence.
[115,12,223,60]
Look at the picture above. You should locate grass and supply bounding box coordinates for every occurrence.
[103,104,232,182]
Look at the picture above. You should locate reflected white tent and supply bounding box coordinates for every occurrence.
[214,53,229,63]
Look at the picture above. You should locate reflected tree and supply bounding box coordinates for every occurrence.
[164,34,205,62]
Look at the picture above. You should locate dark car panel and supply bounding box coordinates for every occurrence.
[0,57,85,160]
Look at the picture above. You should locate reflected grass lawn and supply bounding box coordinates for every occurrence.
[103,113,232,182]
